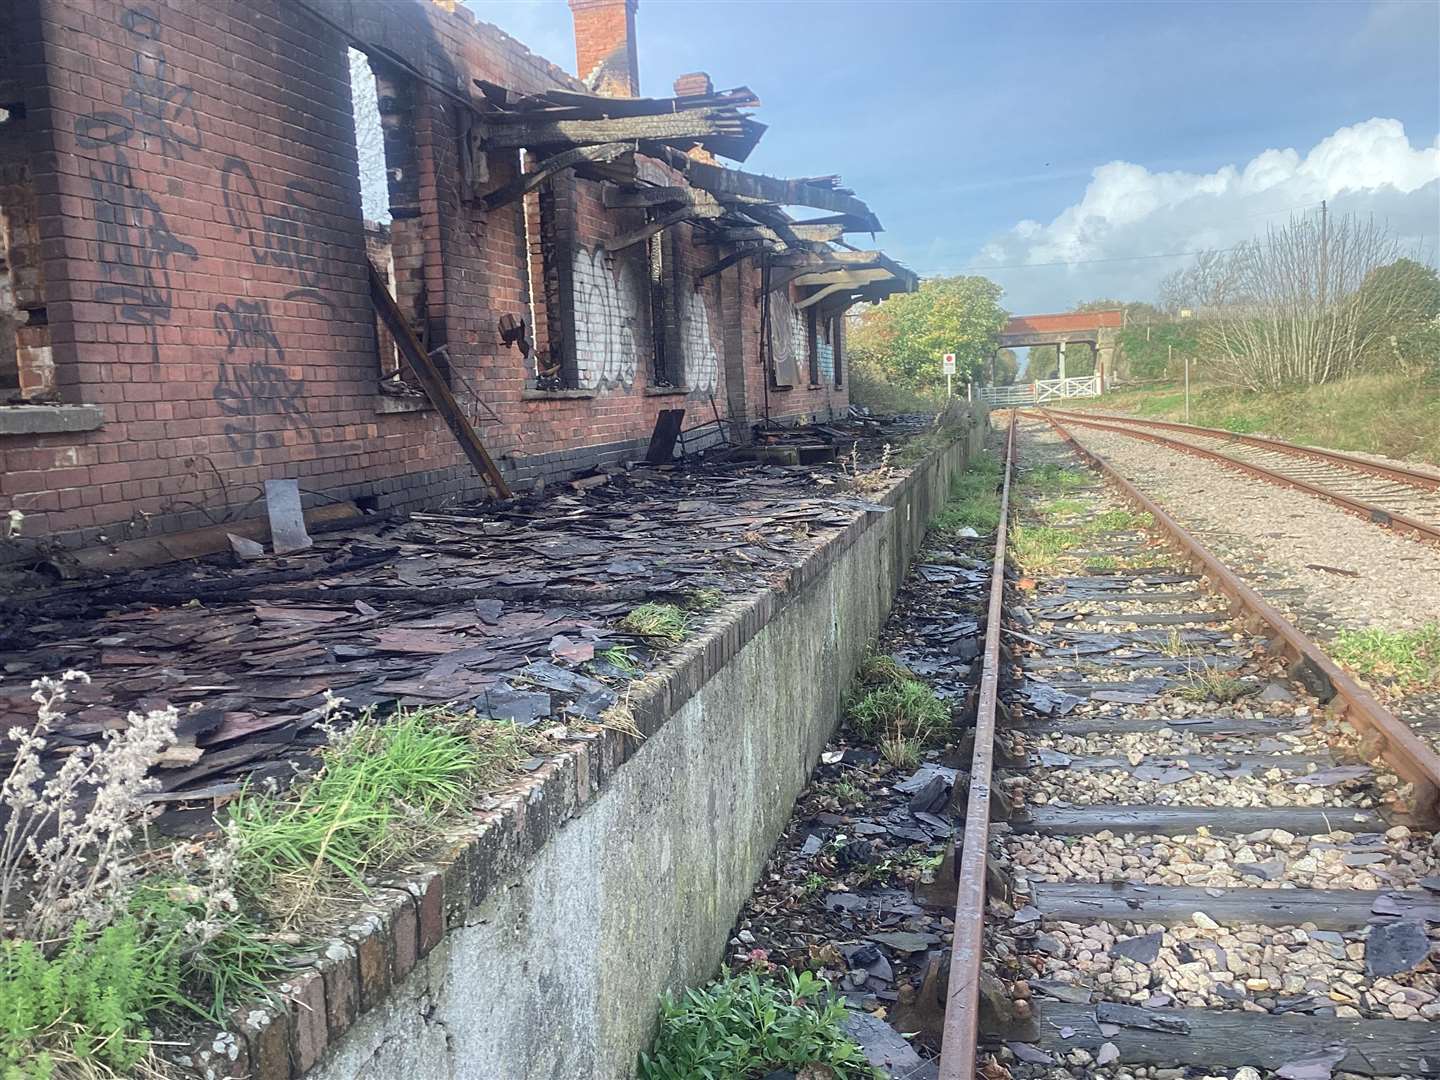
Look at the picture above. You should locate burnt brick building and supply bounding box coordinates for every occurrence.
[0,0,913,555]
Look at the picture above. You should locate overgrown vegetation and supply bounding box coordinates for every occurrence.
[1331,623,1440,690]
[621,602,691,647]
[684,588,724,613]
[1009,523,1081,572]
[931,451,1004,534]
[1072,372,1440,464]
[846,679,950,747]
[638,969,880,1080]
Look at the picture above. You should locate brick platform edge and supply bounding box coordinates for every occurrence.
[180,408,988,1080]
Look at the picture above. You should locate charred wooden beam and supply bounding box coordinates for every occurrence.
[503,84,761,118]
[793,269,895,309]
[650,149,884,232]
[695,245,769,281]
[600,205,726,252]
[367,264,511,499]
[483,143,633,211]
[481,109,743,151]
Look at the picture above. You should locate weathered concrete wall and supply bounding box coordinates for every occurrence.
[300,418,985,1080]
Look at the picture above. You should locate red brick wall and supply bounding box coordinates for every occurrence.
[0,0,850,552]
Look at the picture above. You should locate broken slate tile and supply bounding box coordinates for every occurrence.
[866,931,939,954]
[844,1012,930,1079]
[1110,931,1163,964]
[894,765,958,793]
[1006,1043,1054,1065]
[852,821,888,836]
[1030,980,1093,1004]
[1365,919,1431,976]
[1237,859,1284,881]
[1093,1001,1191,1034]
[1276,1044,1350,1080]
[475,685,551,725]
[907,774,950,815]
[800,835,823,858]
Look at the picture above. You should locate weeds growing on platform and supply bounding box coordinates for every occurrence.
[622,602,691,647]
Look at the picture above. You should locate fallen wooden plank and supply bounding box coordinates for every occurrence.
[1040,752,1333,774]
[1029,881,1440,930]
[367,264,511,499]
[1014,805,1384,836]
[997,1000,1435,1075]
[1023,714,1299,737]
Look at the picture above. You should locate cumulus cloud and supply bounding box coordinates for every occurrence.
[974,118,1440,312]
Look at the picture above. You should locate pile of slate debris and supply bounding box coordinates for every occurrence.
[720,525,996,1080]
[0,414,932,838]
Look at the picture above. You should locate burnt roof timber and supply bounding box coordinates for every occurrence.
[647,148,883,232]
[480,109,744,151]
[694,245,770,281]
[480,82,761,117]
[483,143,633,211]
[600,204,727,252]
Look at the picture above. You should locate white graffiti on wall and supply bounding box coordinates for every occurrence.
[769,291,807,386]
[678,284,719,395]
[573,245,641,390]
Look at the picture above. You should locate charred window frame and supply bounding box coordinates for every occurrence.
[831,312,843,387]
[645,223,680,387]
[805,306,820,386]
[519,151,570,389]
[1,91,50,404]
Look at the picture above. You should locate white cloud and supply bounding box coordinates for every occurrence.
[973,118,1440,312]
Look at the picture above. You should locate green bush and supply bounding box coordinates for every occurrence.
[0,920,176,1079]
[639,969,880,1080]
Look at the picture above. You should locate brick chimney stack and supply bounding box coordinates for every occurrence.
[672,72,713,98]
[569,0,639,98]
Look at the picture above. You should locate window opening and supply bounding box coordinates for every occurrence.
[647,225,676,386]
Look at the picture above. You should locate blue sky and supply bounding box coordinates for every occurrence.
[465,0,1440,313]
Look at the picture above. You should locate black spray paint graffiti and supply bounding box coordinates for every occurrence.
[220,157,334,311]
[74,7,200,359]
[213,299,313,463]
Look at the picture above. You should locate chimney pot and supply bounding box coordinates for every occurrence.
[569,0,640,98]
[673,72,713,98]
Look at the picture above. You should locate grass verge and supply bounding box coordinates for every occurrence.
[1331,624,1440,690]
[931,451,1004,535]
[846,678,950,746]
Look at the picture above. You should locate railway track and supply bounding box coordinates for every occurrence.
[1025,408,1440,547]
[935,413,1440,1080]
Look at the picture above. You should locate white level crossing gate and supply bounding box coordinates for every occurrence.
[975,375,1101,407]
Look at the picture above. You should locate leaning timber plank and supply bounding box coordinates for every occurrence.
[480,109,738,150]
[367,264,510,499]
[1029,882,1440,930]
[1014,805,1384,836]
[483,143,632,210]
[998,1001,1433,1075]
[666,154,883,230]
[1024,714,1300,737]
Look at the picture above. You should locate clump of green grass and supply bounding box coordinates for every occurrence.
[684,588,724,612]
[857,649,912,687]
[598,644,641,676]
[621,602,690,647]
[1090,509,1152,531]
[639,969,880,1080]
[847,678,950,745]
[878,730,922,770]
[1026,463,1089,494]
[1178,667,1250,704]
[1009,523,1080,571]
[1160,627,1190,659]
[229,707,534,917]
[1040,497,1087,519]
[1332,624,1440,689]
[1087,555,1119,572]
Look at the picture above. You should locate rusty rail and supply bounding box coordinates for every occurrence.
[1042,407,1440,492]
[1025,409,1440,546]
[1038,410,1440,825]
[937,411,1016,1080]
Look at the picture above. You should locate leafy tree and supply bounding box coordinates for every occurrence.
[993,347,1019,385]
[1117,320,1202,378]
[1356,258,1440,374]
[848,276,1007,394]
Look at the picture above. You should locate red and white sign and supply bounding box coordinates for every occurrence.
[942,353,957,374]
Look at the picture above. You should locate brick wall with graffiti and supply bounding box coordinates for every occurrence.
[0,0,850,550]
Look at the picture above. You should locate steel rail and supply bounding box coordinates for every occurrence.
[1041,407,1440,493]
[1024,409,1440,546]
[937,411,1016,1080]
[1038,411,1440,826]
